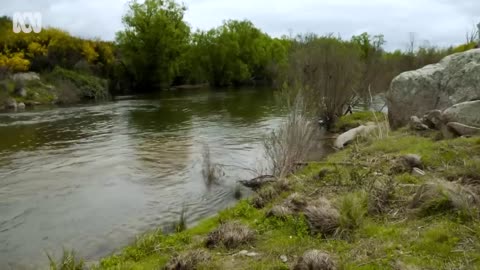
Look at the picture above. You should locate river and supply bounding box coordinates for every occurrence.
[0,88,285,269]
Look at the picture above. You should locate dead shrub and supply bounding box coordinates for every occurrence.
[410,180,479,218]
[206,222,255,249]
[304,198,340,235]
[272,178,292,193]
[368,178,397,215]
[294,250,337,270]
[164,249,210,270]
[264,96,316,178]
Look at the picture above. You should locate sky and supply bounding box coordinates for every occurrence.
[1,0,480,50]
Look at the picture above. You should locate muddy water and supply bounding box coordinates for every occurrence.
[0,88,287,269]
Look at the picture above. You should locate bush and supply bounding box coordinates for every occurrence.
[286,35,362,127]
[337,192,368,236]
[47,67,108,100]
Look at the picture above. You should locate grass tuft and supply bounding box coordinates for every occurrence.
[205,222,255,249]
[47,249,85,270]
[164,249,210,270]
[294,250,336,270]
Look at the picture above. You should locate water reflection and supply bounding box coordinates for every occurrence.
[0,87,283,269]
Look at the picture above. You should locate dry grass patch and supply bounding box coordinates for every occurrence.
[304,197,340,236]
[164,249,210,270]
[206,222,255,249]
[410,180,480,219]
[252,185,278,209]
[294,250,337,270]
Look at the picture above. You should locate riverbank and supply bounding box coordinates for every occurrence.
[75,113,480,270]
[0,68,109,110]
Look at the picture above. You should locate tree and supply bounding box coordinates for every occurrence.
[351,33,387,103]
[116,0,190,91]
[182,20,289,87]
[286,35,362,128]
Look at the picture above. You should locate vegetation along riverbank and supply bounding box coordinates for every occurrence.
[2,0,480,269]
[50,111,479,270]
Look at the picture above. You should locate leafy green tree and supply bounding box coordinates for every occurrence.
[183,20,289,87]
[116,0,190,90]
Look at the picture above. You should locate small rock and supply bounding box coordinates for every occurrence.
[409,116,429,131]
[402,154,423,169]
[236,250,259,257]
[280,255,288,263]
[446,122,480,137]
[412,168,426,176]
[17,102,26,110]
[4,98,17,109]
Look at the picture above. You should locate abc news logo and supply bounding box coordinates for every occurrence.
[12,12,42,33]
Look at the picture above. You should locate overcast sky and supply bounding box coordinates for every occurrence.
[2,0,480,50]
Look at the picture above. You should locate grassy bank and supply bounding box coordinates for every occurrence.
[0,68,109,109]
[53,113,480,270]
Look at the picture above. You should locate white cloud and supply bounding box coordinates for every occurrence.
[1,0,479,50]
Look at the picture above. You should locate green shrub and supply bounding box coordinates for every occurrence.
[47,67,108,100]
[337,191,368,236]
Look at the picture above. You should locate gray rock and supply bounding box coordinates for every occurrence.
[422,110,443,129]
[446,122,480,136]
[402,154,423,169]
[11,72,40,82]
[280,255,288,263]
[442,100,480,128]
[17,102,26,110]
[409,116,429,131]
[236,250,259,257]
[387,49,480,129]
[4,98,17,109]
[334,123,377,149]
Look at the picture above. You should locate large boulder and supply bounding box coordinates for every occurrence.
[442,100,480,128]
[387,49,480,129]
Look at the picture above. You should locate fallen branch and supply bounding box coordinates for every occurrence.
[238,175,276,190]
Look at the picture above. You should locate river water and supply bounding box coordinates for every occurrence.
[0,88,285,269]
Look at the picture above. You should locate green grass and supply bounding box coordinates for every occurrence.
[333,111,386,133]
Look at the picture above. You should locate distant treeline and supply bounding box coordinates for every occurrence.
[0,0,477,94]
